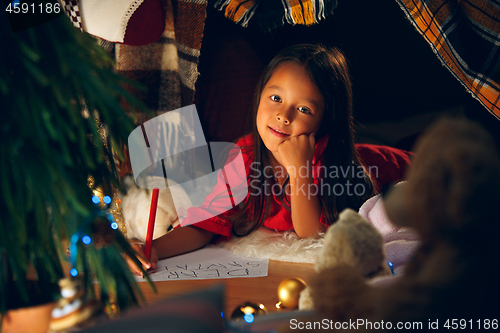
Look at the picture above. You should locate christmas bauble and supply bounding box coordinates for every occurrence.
[277,277,307,309]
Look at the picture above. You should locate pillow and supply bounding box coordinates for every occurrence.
[123,0,165,46]
[355,144,413,193]
[79,0,164,45]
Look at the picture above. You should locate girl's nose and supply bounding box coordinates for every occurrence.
[276,114,290,125]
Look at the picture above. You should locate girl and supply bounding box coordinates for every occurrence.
[127,44,375,274]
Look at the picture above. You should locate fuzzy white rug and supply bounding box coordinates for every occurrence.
[210,228,325,264]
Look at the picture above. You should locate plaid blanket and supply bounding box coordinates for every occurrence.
[114,0,207,124]
[63,0,207,176]
[114,0,206,176]
[395,0,500,119]
[214,0,338,31]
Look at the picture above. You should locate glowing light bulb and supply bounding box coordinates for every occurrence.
[82,235,91,245]
[243,313,254,323]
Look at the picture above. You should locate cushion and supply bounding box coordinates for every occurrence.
[356,144,413,193]
[79,0,164,45]
[123,0,165,46]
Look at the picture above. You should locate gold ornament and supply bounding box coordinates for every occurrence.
[230,302,268,321]
[277,277,307,309]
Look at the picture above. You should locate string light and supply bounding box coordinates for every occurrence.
[92,195,100,204]
[82,235,91,245]
[70,268,78,277]
[110,222,119,230]
[103,196,112,204]
[388,262,394,275]
[243,313,254,323]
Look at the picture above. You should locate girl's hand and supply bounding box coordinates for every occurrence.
[277,132,316,179]
[124,240,159,276]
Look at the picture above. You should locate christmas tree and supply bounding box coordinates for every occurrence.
[0,9,152,317]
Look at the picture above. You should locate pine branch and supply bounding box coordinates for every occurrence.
[0,12,152,314]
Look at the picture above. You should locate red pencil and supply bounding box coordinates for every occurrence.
[144,187,159,261]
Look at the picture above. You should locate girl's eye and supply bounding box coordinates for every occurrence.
[298,106,311,114]
[270,95,282,103]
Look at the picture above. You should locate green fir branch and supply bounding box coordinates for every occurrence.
[0,10,153,316]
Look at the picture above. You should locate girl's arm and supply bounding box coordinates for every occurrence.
[125,226,215,275]
[153,225,215,258]
[289,173,325,238]
[277,133,326,238]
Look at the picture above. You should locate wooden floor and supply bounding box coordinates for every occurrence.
[136,260,316,316]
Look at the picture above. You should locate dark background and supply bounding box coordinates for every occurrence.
[194,1,500,151]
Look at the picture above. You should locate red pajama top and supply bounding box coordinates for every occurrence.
[179,134,412,241]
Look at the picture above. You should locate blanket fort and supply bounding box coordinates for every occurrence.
[136,248,269,282]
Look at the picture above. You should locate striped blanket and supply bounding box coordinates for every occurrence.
[396,0,500,119]
[214,0,338,31]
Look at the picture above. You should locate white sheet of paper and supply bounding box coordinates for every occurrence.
[136,247,269,282]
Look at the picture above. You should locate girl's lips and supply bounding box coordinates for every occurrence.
[269,126,290,138]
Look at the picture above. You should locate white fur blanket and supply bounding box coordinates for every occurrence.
[214,194,420,274]
[212,228,325,264]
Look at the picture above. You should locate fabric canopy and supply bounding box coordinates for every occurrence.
[396,0,500,119]
[214,0,338,31]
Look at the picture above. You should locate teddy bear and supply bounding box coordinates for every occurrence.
[298,208,389,310]
[294,117,500,331]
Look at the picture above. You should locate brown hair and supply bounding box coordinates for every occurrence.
[232,44,375,236]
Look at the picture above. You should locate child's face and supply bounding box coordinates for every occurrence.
[257,62,325,154]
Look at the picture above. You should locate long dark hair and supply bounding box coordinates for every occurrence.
[232,44,375,236]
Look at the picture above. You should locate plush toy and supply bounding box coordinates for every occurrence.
[299,118,500,330]
[298,209,389,310]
